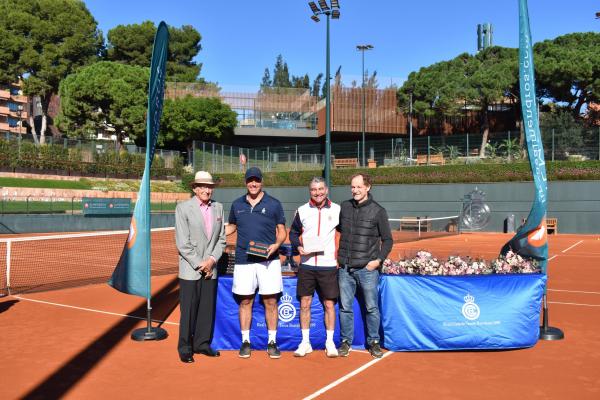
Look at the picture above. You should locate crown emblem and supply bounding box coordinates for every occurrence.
[464,294,475,304]
[280,292,293,304]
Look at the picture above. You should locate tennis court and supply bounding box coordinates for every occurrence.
[1,231,599,399]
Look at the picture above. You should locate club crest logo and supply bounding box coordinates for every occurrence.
[127,218,137,249]
[526,219,547,248]
[278,292,297,323]
[261,208,266,214]
[461,293,480,321]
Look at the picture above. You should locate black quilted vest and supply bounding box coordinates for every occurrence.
[337,195,384,269]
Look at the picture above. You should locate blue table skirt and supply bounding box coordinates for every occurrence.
[212,273,546,351]
[380,273,546,351]
[212,276,365,351]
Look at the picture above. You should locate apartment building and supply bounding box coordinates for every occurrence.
[0,81,29,134]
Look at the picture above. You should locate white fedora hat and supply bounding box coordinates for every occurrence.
[190,171,216,187]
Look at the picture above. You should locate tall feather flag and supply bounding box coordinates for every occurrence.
[109,22,170,298]
[500,0,548,273]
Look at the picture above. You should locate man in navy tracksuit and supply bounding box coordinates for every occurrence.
[289,176,340,358]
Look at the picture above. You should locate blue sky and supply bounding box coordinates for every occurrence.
[84,0,599,91]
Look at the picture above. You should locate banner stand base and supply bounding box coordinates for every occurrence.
[131,327,168,341]
[539,326,564,341]
[539,294,564,341]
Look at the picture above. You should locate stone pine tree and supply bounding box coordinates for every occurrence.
[534,32,600,118]
[397,47,518,157]
[106,21,205,82]
[56,61,149,147]
[0,0,103,144]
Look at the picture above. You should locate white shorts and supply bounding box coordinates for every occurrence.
[232,259,283,296]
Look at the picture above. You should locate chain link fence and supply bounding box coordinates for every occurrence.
[191,126,600,173]
[0,132,181,166]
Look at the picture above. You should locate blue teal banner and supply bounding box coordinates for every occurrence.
[380,274,546,351]
[109,22,169,298]
[212,276,365,350]
[502,0,548,272]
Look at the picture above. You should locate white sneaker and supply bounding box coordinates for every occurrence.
[293,341,313,357]
[325,341,339,358]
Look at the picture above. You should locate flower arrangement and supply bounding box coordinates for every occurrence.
[382,250,540,276]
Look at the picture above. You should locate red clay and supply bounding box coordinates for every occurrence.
[1,233,599,399]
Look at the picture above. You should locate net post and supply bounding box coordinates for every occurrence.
[6,240,12,295]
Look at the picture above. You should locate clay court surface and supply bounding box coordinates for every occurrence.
[1,232,599,399]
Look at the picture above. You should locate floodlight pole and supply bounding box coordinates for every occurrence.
[309,0,339,188]
[361,47,366,166]
[409,91,413,163]
[324,12,331,187]
[357,45,373,167]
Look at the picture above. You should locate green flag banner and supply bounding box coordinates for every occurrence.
[109,22,170,298]
[501,0,548,273]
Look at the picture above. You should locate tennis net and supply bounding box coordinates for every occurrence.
[389,215,461,243]
[0,228,177,296]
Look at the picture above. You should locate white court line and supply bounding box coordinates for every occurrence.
[549,301,600,307]
[548,255,558,261]
[12,295,179,325]
[302,351,393,400]
[548,289,600,295]
[562,240,584,253]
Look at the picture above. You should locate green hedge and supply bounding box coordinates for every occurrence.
[183,160,600,188]
[0,138,183,178]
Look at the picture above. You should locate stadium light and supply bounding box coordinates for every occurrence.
[357,44,374,167]
[307,0,341,187]
[309,2,320,14]
[318,0,330,11]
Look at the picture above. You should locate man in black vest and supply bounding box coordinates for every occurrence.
[336,173,393,358]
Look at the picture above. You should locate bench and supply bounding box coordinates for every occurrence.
[546,218,557,234]
[416,154,445,165]
[399,217,431,232]
[521,217,558,234]
[333,157,359,168]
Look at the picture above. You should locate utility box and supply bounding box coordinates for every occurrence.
[504,214,515,233]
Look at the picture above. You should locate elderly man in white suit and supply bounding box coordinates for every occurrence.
[175,171,226,363]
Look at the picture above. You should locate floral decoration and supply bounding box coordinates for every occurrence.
[382,250,540,276]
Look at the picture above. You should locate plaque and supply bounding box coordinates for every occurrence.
[246,241,270,258]
[301,235,325,253]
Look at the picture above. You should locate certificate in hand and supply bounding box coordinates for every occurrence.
[301,235,325,253]
[246,241,270,258]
